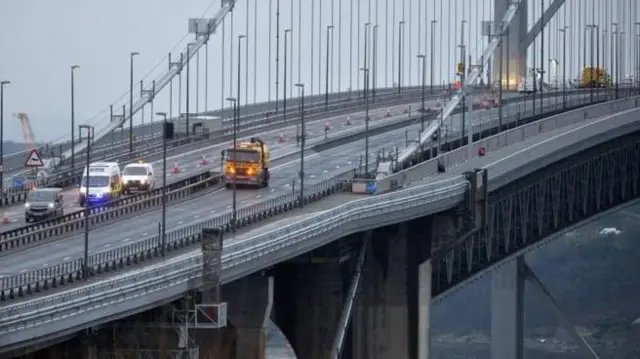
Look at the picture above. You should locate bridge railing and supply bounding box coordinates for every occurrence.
[369,93,640,194]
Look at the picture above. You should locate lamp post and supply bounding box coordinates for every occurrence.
[417,54,426,133]
[586,25,596,103]
[226,97,238,231]
[612,23,618,98]
[372,24,379,99]
[0,80,9,193]
[364,22,371,99]
[79,124,93,279]
[155,111,168,257]
[397,21,406,93]
[294,83,305,206]
[325,25,334,110]
[559,28,567,108]
[186,43,196,138]
[284,29,291,123]
[237,35,246,129]
[360,67,370,175]
[430,20,437,93]
[129,52,139,153]
[70,65,79,174]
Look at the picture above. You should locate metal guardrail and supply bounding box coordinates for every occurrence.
[2,101,640,346]
[0,166,359,301]
[371,93,640,193]
[0,91,616,300]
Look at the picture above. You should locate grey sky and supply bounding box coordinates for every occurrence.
[1,0,637,143]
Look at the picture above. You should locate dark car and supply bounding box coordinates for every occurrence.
[25,188,64,222]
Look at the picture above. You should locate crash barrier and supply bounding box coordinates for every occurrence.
[0,165,361,301]
[0,86,524,207]
[359,93,640,194]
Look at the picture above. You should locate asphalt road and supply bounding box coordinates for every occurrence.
[0,99,441,231]
[0,92,587,277]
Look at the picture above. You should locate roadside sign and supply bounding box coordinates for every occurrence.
[25,149,44,167]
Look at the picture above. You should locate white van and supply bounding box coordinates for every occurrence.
[122,162,156,193]
[517,77,538,94]
[78,162,122,206]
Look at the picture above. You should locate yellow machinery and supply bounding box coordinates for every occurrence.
[224,137,271,188]
[581,67,609,88]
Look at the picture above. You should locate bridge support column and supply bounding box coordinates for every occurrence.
[493,0,528,88]
[224,274,273,359]
[351,219,431,359]
[490,257,525,359]
[273,239,349,359]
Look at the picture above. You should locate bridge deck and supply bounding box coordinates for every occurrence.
[411,112,608,187]
[231,111,613,243]
[228,193,368,244]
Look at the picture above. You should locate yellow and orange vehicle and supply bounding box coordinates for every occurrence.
[223,137,271,189]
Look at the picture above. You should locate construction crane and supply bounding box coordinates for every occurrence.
[12,112,37,150]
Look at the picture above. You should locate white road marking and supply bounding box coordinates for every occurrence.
[177,221,184,225]
[63,256,71,261]
[142,232,148,236]
[123,238,131,242]
[104,244,111,248]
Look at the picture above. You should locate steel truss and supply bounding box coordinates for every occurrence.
[431,135,640,298]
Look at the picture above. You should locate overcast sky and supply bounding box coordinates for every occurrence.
[1,0,637,143]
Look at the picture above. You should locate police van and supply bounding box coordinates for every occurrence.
[78,162,123,206]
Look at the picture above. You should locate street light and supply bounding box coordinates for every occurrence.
[612,23,618,98]
[129,52,140,154]
[70,65,80,174]
[0,80,9,193]
[155,111,168,257]
[360,67,370,175]
[364,22,371,99]
[397,21,406,93]
[79,124,93,279]
[284,29,291,123]
[586,24,599,103]
[324,25,335,110]
[430,20,437,93]
[372,24,379,99]
[417,54,426,133]
[237,35,246,127]
[559,28,567,108]
[186,43,196,139]
[225,97,238,231]
[294,83,305,206]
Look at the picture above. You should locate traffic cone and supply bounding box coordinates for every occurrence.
[345,116,353,125]
[278,133,286,143]
[2,213,9,224]
[385,108,392,117]
[199,156,209,166]
[325,122,333,130]
[172,163,181,174]
[403,105,411,114]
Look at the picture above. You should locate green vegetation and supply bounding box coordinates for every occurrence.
[432,203,640,338]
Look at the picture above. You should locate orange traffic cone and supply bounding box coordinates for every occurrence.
[199,156,209,166]
[278,133,286,143]
[2,213,9,224]
[345,116,353,125]
[325,122,333,130]
[385,108,392,117]
[172,163,181,173]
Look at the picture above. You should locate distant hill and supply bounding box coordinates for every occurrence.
[432,204,640,340]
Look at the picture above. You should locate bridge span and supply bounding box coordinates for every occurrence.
[1,94,639,358]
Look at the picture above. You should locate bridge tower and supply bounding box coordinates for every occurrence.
[493,0,528,88]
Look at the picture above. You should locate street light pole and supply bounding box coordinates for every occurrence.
[0,80,9,193]
[430,20,437,93]
[397,21,405,93]
[587,25,595,103]
[612,23,618,98]
[155,112,168,257]
[325,25,334,110]
[186,43,196,139]
[360,67,370,175]
[417,54,426,133]
[294,83,305,206]
[226,97,238,231]
[373,24,379,99]
[79,124,93,279]
[284,29,291,123]
[70,66,79,174]
[559,28,567,108]
[129,52,139,154]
